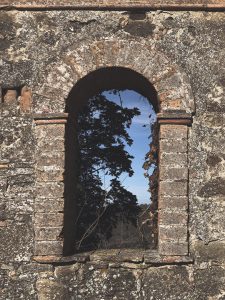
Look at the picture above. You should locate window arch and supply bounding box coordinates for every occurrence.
[33,40,194,261]
[63,67,159,255]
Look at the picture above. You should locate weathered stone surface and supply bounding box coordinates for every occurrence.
[36,152,65,169]
[36,138,65,152]
[0,217,34,263]
[160,138,188,153]
[160,152,188,166]
[34,198,64,212]
[35,241,63,256]
[35,123,65,139]
[159,181,188,196]
[158,196,188,210]
[198,177,225,197]
[34,213,64,227]
[159,211,188,226]
[1,0,225,9]
[160,125,188,140]
[35,182,64,198]
[159,241,188,256]
[159,225,187,240]
[1,7,225,300]
[193,241,225,262]
[35,227,62,240]
[124,20,155,37]
[36,279,68,300]
[160,166,188,181]
[35,166,64,182]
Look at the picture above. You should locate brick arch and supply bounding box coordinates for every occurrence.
[37,40,195,114]
[34,39,194,257]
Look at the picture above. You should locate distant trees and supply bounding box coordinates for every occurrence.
[75,92,141,250]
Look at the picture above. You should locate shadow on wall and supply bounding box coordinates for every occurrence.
[63,67,159,256]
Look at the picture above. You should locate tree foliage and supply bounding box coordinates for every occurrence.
[75,93,141,250]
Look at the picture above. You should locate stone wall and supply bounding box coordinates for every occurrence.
[0,8,225,299]
[1,0,225,9]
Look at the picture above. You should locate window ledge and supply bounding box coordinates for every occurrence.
[32,249,193,266]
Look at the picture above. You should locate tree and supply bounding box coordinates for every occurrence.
[75,92,141,251]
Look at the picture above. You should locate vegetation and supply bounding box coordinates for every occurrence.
[74,91,158,251]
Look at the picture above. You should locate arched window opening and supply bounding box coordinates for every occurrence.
[63,67,159,255]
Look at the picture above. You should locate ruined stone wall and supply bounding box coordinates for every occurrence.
[0,8,225,299]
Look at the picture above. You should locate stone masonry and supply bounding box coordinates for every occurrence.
[0,1,225,299]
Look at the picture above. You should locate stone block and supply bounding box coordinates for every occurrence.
[158,196,188,210]
[159,241,188,256]
[35,182,64,198]
[160,139,187,153]
[35,227,62,241]
[35,124,65,139]
[160,124,188,140]
[36,138,65,152]
[193,241,225,262]
[159,181,188,196]
[54,264,81,278]
[36,152,65,169]
[159,225,187,240]
[34,198,64,212]
[160,166,188,181]
[158,211,188,225]
[36,166,64,182]
[160,152,187,166]
[34,213,63,227]
[7,196,34,214]
[35,241,63,256]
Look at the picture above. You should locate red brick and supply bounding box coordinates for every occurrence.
[20,86,32,113]
[3,89,17,104]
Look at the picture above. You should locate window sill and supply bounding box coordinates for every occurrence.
[32,249,193,266]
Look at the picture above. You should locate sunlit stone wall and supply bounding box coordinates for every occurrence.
[0,6,225,299]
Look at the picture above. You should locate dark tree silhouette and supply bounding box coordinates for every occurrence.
[75,92,141,251]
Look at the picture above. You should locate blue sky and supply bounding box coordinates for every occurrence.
[102,90,156,204]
